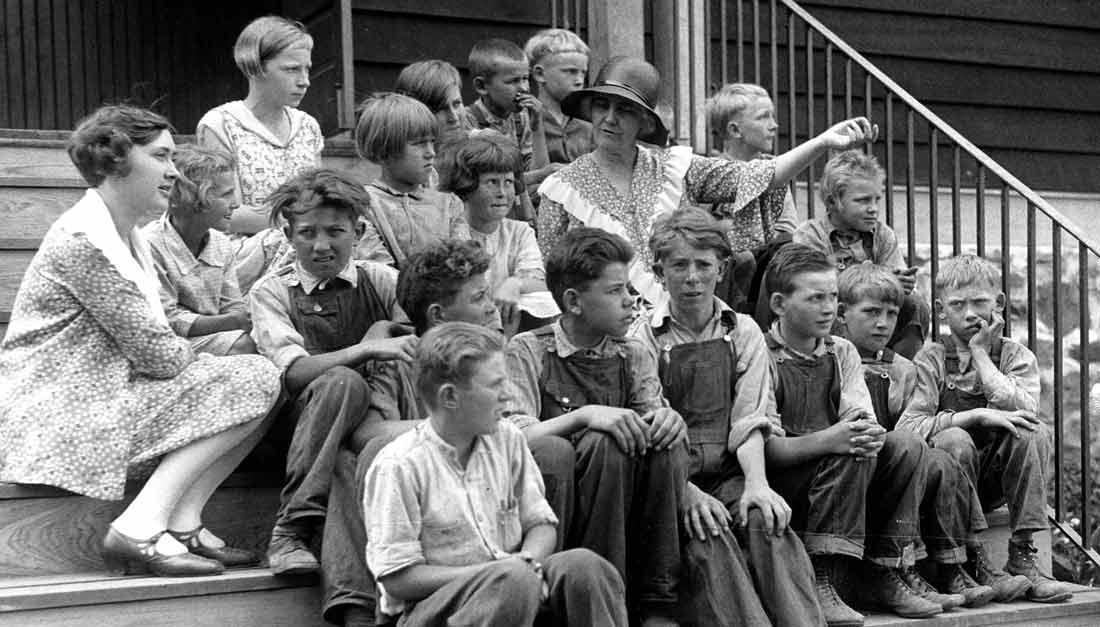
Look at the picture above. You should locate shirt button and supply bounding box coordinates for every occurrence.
[313,303,322,312]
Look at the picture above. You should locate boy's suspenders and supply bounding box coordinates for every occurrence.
[941,338,1003,411]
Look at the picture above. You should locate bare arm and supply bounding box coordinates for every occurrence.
[380,563,491,604]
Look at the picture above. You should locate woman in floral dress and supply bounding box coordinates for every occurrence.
[537,56,877,309]
[0,105,283,577]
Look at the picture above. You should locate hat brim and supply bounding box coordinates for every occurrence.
[562,85,670,147]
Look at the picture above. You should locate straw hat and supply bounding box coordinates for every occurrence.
[561,56,669,146]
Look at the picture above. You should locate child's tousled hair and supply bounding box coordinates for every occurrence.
[820,150,884,206]
[468,38,527,80]
[545,227,634,309]
[935,254,1001,293]
[837,263,904,307]
[234,16,312,79]
[354,92,437,163]
[436,132,522,201]
[395,60,463,114]
[68,105,175,186]
[266,168,367,228]
[168,145,237,216]
[415,321,504,406]
[648,207,732,264]
[705,83,770,142]
[764,244,835,298]
[523,28,589,66]
[398,240,493,335]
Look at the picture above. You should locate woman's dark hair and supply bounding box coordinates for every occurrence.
[68,105,175,186]
[436,132,522,201]
[397,240,492,335]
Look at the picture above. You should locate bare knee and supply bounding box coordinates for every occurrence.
[226,332,257,355]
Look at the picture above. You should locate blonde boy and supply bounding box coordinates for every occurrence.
[792,150,927,357]
[525,28,594,164]
[896,254,1072,603]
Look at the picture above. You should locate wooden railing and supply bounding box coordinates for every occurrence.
[695,0,1099,571]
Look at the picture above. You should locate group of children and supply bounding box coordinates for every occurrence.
[136,18,1073,627]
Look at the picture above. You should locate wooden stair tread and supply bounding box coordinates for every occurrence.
[864,587,1100,626]
[0,568,317,613]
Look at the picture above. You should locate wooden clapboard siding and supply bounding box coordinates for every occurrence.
[347,0,556,106]
[0,0,283,134]
[793,0,1100,192]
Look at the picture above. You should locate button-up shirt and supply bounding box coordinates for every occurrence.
[469,218,544,295]
[895,337,1041,440]
[364,419,558,617]
[766,324,876,424]
[142,214,245,337]
[248,259,403,370]
[860,348,918,428]
[463,99,534,168]
[542,111,593,164]
[503,321,667,430]
[633,296,783,451]
[359,181,470,268]
[792,215,905,271]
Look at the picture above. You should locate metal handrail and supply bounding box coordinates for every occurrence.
[778,0,1100,258]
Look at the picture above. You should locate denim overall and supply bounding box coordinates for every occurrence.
[531,325,683,612]
[287,265,391,362]
[862,349,897,430]
[660,321,825,626]
[930,339,1049,532]
[655,321,739,482]
[767,335,925,565]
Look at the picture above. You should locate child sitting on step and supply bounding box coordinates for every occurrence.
[896,254,1073,604]
[363,322,628,626]
[142,145,255,356]
[792,150,928,358]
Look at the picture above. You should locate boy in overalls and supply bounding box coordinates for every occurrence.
[503,227,687,626]
[250,169,414,575]
[897,254,1072,603]
[835,263,1003,608]
[762,244,941,622]
[632,208,825,626]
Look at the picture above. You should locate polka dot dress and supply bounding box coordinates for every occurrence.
[0,230,282,500]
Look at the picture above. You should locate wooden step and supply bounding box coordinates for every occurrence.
[0,569,326,627]
[0,473,281,577]
[864,586,1100,626]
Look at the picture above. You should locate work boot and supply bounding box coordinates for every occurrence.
[267,524,320,575]
[966,542,1031,602]
[812,556,864,627]
[1005,541,1074,603]
[933,562,996,608]
[860,563,942,619]
[900,565,966,610]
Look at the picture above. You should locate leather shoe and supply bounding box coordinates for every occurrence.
[169,526,259,568]
[102,526,224,577]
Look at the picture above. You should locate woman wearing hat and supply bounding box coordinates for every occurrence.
[537,56,876,308]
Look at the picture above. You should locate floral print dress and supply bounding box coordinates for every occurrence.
[0,191,282,500]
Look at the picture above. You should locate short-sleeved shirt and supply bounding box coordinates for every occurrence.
[895,337,1041,440]
[463,99,534,168]
[860,348,918,428]
[502,321,667,430]
[142,214,246,337]
[364,419,558,617]
[792,215,905,271]
[765,324,876,425]
[542,111,593,164]
[249,259,402,370]
[469,218,545,295]
[709,153,797,251]
[196,102,323,233]
[633,296,783,451]
[359,181,470,268]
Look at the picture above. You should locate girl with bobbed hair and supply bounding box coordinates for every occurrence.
[395,59,468,139]
[197,15,323,236]
[0,105,283,577]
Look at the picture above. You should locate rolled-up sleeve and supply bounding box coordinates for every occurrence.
[363,456,425,579]
[985,343,1041,413]
[895,345,951,440]
[248,276,309,371]
[728,321,785,452]
[503,333,545,430]
[625,337,669,414]
[505,423,558,532]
